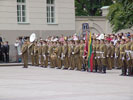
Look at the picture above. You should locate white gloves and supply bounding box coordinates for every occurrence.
[127,57,130,61]
[115,56,118,59]
[122,57,125,60]
[43,55,46,60]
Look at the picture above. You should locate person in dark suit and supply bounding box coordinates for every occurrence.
[1,42,5,62]
[0,42,2,61]
[4,41,10,63]
[0,37,2,42]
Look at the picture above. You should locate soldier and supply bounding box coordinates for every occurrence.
[115,41,121,69]
[62,41,68,69]
[96,39,101,72]
[21,40,28,68]
[73,40,81,71]
[125,37,132,76]
[68,41,72,69]
[92,39,97,72]
[48,42,54,67]
[28,42,35,66]
[43,41,49,68]
[68,40,74,70]
[106,40,112,70]
[79,40,85,71]
[38,41,44,67]
[34,41,39,66]
[52,42,58,68]
[130,42,133,75]
[109,41,115,70]
[56,41,62,69]
[99,39,107,73]
[119,39,126,76]
[69,40,75,70]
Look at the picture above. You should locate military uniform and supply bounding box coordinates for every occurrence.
[68,44,75,70]
[130,42,133,75]
[99,43,107,73]
[106,44,111,70]
[48,44,54,67]
[96,43,101,72]
[125,42,132,75]
[50,45,56,68]
[115,45,120,68]
[34,44,39,66]
[68,44,73,69]
[42,44,49,67]
[29,43,35,66]
[56,44,62,69]
[62,44,68,69]
[109,44,115,70]
[39,45,44,67]
[120,44,126,75]
[21,42,28,68]
[53,45,58,68]
[92,43,97,72]
[73,44,81,70]
[79,44,85,70]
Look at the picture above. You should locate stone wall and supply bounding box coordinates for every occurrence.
[75,16,133,35]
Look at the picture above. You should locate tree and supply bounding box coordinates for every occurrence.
[75,0,113,16]
[107,0,133,32]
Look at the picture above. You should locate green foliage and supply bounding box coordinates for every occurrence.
[107,0,133,32]
[75,0,113,16]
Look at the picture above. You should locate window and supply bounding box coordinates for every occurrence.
[17,0,26,23]
[47,0,55,24]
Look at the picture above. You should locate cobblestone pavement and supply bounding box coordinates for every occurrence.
[0,66,133,100]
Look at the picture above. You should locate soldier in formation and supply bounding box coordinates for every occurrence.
[21,34,133,76]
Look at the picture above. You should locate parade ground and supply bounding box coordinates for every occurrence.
[0,66,133,100]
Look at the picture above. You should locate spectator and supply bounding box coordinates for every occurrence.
[14,38,22,62]
[0,36,2,42]
[1,42,5,62]
[4,41,10,63]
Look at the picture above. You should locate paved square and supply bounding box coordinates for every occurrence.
[0,66,133,100]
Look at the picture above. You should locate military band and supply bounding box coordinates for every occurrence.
[21,37,133,76]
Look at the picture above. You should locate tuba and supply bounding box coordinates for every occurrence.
[28,33,36,48]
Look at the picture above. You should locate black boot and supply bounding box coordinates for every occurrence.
[95,65,98,72]
[98,66,102,73]
[103,66,106,74]
[127,67,131,76]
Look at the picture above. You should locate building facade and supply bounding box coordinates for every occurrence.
[0,0,75,44]
[75,6,133,35]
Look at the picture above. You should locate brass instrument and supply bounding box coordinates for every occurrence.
[51,47,58,60]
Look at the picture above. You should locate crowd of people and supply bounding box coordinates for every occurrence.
[21,32,133,76]
[0,37,10,63]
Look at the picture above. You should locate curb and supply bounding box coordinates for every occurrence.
[0,63,32,67]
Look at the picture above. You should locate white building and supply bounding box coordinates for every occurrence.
[0,0,75,44]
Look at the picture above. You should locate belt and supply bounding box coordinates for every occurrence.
[96,51,104,54]
[125,50,131,53]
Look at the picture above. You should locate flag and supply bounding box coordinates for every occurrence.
[84,31,88,57]
[88,32,93,71]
